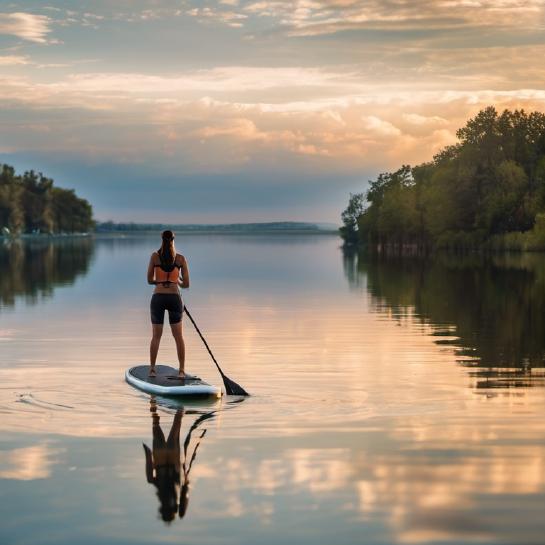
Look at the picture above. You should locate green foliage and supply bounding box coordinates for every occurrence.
[341,107,545,249]
[51,187,94,233]
[0,164,94,235]
[528,213,545,249]
[490,212,545,251]
[340,193,365,244]
[481,160,530,234]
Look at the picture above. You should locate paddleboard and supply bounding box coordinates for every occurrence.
[125,365,222,397]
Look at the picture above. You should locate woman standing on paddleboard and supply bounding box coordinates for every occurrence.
[147,230,190,378]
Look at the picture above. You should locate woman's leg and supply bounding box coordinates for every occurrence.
[150,324,163,376]
[167,409,184,448]
[170,322,185,377]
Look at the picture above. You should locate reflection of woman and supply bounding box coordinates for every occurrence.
[142,399,211,523]
[147,230,190,378]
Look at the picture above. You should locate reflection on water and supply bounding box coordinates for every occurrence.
[344,249,545,390]
[143,398,215,523]
[0,235,544,545]
[0,443,62,481]
[0,237,95,308]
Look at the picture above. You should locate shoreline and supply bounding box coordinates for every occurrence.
[95,229,339,236]
[0,232,92,240]
[342,241,545,255]
[1,229,339,240]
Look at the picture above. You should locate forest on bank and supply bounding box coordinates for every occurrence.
[341,107,545,250]
[0,164,94,235]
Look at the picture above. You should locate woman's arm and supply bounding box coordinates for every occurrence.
[179,255,190,289]
[147,254,157,285]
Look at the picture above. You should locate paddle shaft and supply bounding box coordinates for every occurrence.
[184,305,249,396]
[184,305,250,396]
[183,306,225,378]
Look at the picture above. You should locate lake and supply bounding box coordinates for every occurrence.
[1,234,544,545]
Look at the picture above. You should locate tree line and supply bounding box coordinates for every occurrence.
[341,107,545,250]
[0,164,95,235]
[96,221,328,232]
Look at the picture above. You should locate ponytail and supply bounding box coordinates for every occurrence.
[158,230,175,270]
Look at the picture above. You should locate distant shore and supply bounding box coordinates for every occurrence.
[1,222,339,239]
[95,221,339,235]
[0,232,92,240]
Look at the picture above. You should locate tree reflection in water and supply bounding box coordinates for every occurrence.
[0,237,95,307]
[343,249,545,389]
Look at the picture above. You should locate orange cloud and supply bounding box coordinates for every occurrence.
[0,12,53,43]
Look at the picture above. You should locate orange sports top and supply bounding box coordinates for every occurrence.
[154,258,180,284]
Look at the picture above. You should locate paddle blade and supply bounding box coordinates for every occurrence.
[222,374,250,396]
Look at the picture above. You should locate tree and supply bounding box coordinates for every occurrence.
[356,165,415,246]
[0,163,94,234]
[0,164,24,234]
[481,160,531,234]
[340,107,545,250]
[51,187,95,233]
[340,192,366,244]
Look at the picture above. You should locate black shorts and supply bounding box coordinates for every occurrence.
[150,293,184,325]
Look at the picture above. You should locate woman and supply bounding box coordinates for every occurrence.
[147,230,190,378]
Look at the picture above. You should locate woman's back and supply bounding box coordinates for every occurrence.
[152,251,183,293]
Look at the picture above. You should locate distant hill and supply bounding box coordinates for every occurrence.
[95,221,338,233]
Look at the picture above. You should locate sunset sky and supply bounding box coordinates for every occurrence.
[1,0,544,223]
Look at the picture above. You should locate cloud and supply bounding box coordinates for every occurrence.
[362,115,402,137]
[1,61,545,178]
[0,2,543,212]
[0,66,358,102]
[242,0,545,36]
[402,113,449,126]
[0,12,53,43]
[0,2,542,223]
[197,118,274,141]
[187,6,248,27]
[0,54,30,65]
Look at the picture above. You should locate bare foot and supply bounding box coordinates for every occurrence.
[177,370,185,380]
[149,367,156,377]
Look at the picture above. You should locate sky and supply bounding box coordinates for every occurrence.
[1,1,545,223]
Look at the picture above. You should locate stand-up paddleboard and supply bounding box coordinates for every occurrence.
[126,365,222,397]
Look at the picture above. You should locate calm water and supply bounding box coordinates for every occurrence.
[1,235,544,545]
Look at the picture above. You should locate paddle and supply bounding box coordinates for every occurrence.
[183,306,250,396]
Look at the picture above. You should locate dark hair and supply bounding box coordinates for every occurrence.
[155,466,179,523]
[158,230,175,270]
